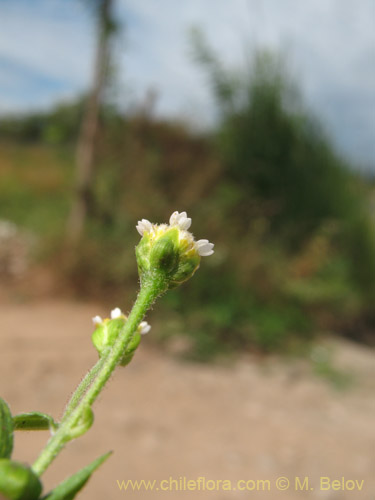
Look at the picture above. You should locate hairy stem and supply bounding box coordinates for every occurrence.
[32,276,165,476]
[63,356,105,419]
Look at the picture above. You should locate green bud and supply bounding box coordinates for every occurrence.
[135,212,214,288]
[0,459,42,500]
[149,230,179,275]
[118,332,141,367]
[92,313,143,367]
[92,318,125,358]
[135,232,152,276]
[135,211,214,293]
[135,224,203,289]
[169,251,201,288]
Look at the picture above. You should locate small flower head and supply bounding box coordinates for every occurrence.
[110,307,123,319]
[91,308,150,366]
[169,211,192,230]
[92,315,103,326]
[139,321,151,335]
[135,210,214,288]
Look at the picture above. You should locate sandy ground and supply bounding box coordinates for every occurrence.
[0,299,374,500]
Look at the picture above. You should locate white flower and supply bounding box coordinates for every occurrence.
[136,210,214,258]
[169,211,214,256]
[136,219,153,236]
[110,307,123,319]
[92,315,103,326]
[138,321,151,335]
[195,239,214,257]
[169,211,192,231]
[136,210,214,288]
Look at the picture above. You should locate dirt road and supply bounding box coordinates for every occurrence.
[0,299,374,499]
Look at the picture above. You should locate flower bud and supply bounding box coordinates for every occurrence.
[135,211,214,288]
[0,459,42,500]
[91,309,150,366]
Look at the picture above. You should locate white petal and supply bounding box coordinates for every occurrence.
[139,321,151,334]
[178,217,192,230]
[177,211,187,220]
[169,211,179,225]
[136,219,152,235]
[141,219,152,231]
[169,212,178,226]
[197,242,214,256]
[199,248,214,256]
[111,307,122,319]
[196,239,209,247]
[170,211,189,227]
[136,221,147,235]
[92,315,103,325]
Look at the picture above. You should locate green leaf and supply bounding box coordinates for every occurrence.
[41,452,112,500]
[65,406,93,441]
[13,413,58,432]
[0,397,14,459]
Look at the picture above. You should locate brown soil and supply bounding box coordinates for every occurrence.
[0,298,374,500]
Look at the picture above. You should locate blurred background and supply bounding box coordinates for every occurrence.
[0,1,374,499]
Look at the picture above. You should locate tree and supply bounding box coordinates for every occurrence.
[191,31,375,300]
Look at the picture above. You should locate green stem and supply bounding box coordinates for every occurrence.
[63,356,105,419]
[32,276,165,476]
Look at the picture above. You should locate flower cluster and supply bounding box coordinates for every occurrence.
[92,308,151,335]
[136,211,214,257]
[136,211,214,288]
[91,308,150,366]
[92,211,213,362]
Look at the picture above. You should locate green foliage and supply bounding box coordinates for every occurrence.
[41,452,111,500]
[192,34,375,301]
[0,100,84,145]
[0,143,72,237]
[13,412,58,432]
[159,262,313,361]
[0,398,14,459]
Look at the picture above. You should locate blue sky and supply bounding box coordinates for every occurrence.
[0,0,374,169]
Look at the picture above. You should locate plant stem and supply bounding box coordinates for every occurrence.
[63,356,105,419]
[32,276,165,476]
